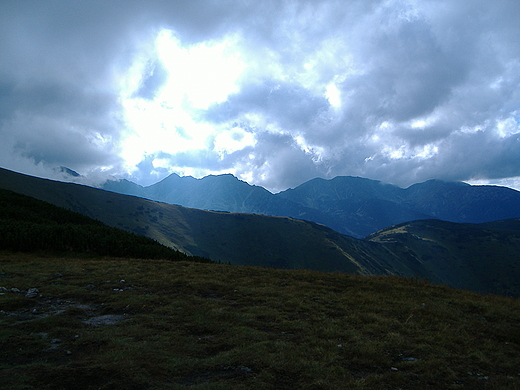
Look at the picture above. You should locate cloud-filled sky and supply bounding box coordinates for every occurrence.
[1,0,520,192]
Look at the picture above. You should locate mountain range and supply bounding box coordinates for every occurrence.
[1,166,520,296]
[102,173,520,238]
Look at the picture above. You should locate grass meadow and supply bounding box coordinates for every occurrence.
[1,251,520,389]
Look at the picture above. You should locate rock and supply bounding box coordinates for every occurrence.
[83,314,125,327]
[25,288,39,298]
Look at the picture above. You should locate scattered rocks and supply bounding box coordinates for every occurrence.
[85,281,135,292]
[1,286,40,297]
[1,294,128,328]
[49,338,62,349]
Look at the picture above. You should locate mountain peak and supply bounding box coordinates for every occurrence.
[55,166,80,177]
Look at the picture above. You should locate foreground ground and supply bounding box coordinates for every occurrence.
[1,252,520,389]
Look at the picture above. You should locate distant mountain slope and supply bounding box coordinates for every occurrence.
[103,173,340,232]
[102,173,520,238]
[276,176,431,237]
[3,167,520,296]
[0,167,399,275]
[403,179,520,222]
[277,176,520,237]
[367,219,520,296]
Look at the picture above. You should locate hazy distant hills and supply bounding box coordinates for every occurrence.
[103,173,339,233]
[2,166,520,296]
[103,173,520,238]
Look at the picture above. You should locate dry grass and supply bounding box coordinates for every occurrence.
[1,251,520,389]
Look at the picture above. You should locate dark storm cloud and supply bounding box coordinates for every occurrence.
[205,81,330,131]
[245,132,324,191]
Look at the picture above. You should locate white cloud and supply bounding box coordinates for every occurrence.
[1,0,520,191]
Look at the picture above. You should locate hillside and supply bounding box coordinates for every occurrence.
[101,172,520,238]
[0,167,395,275]
[367,219,520,297]
[277,176,520,237]
[1,252,520,389]
[103,173,339,234]
[0,188,208,262]
[2,167,520,297]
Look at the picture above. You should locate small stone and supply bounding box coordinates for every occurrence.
[0,287,7,292]
[66,350,72,355]
[391,367,399,371]
[25,288,39,298]
[10,288,20,293]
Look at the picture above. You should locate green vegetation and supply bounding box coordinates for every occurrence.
[0,188,210,263]
[1,252,519,389]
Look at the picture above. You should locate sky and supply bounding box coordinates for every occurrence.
[1,0,520,193]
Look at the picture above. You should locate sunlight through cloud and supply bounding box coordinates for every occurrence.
[119,29,247,174]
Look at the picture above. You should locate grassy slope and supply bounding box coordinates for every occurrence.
[1,252,519,390]
[3,167,520,297]
[0,188,208,262]
[367,219,520,296]
[0,167,402,275]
